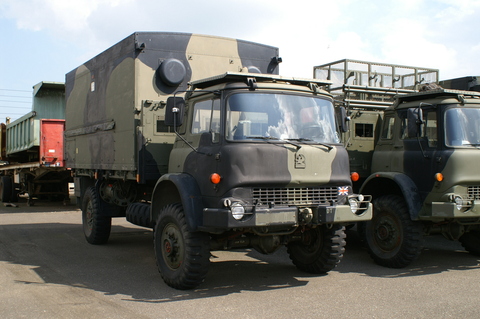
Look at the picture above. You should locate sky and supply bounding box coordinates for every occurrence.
[1,0,479,122]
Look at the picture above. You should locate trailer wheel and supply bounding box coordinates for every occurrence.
[82,186,112,245]
[154,203,210,290]
[0,176,13,202]
[11,185,19,203]
[287,224,346,273]
[362,195,423,268]
[459,231,480,256]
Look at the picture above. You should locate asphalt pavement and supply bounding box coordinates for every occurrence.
[1,198,479,318]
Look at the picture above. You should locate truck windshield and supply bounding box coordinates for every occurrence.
[226,93,339,144]
[445,107,480,147]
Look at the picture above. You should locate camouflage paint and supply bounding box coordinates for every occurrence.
[65,32,279,183]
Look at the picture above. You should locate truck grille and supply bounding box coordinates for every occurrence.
[468,186,480,200]
[252,187,338,206]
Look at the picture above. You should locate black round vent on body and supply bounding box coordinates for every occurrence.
[158,58,186,86]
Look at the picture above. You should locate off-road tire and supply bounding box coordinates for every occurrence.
[287,224,346,273]
[154,203,210,290]
[82,186,112,245]
[362,195,423,268]
[459,231,480,256]
[0,176,12,202]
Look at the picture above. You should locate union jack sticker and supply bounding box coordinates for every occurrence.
[338,186,349,196]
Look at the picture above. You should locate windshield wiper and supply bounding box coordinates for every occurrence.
[245,136,302,150]
[287,138,313,142]
[287,138,334,151]
[462,143,480,149]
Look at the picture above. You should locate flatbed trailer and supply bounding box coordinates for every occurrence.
[0,162,70,205]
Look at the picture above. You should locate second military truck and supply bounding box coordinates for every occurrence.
[315,59,480,268]
[66,33,372,289]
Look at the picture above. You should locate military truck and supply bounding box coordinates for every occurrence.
[65,33,372,290]
[0,81,70,205]
[315,59,480,268]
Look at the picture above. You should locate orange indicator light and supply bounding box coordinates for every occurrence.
[210,173,221,184]
[351,172,360,182]
[435,173,444,182]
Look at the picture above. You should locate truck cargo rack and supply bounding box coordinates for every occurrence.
[314,59,439,110]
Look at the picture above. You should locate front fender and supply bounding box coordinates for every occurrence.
[151,173,204,231]
[360,172,423,220]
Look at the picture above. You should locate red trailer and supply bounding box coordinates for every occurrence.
[40,119,65,167]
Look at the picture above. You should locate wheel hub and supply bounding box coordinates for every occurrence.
[374,218,399,251]
[377,224,392,240]
[85,204,93,229]
[161,224,184,269]
[164,238,175,256]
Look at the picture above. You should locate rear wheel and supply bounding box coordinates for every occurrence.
[361,195,423,268]
[82,186,112,245]
[287,224,346,273]
[459,231,480,256]
[154,203,210,290]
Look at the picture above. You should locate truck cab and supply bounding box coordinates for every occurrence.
[357,89,480,267]
[369,89,480,220]
[151,72,372,288]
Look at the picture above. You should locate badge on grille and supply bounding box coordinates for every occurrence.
[295,153,306,169]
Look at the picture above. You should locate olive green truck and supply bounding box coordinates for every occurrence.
[65,33,372,289]
[315,59,480,268]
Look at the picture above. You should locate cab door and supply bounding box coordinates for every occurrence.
[169,96,221,176]
[371,111,396,173]
[400,107,439,202]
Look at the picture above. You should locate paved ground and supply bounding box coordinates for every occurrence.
[1,198,479,318]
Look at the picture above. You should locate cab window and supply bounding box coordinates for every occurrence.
[381,116,395,139]
[191,98,220,136]
[400,108,437,147]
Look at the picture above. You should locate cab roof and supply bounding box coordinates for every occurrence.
[188,72,332,90]
[395,88,480,103]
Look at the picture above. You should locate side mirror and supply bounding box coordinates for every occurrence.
[407,107,423,138]
[339,106,350,133]
[165,96,185,127]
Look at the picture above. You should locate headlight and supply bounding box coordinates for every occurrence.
[231,202,245,220]
[454,196,463,211]
[348,198,359,214]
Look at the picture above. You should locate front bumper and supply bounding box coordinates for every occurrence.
[202,202,372,230]
[431,200,480,218]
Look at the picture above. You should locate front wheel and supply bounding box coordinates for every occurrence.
[154,203,210,290]
[287,224,346,273]
[459,231,480,256]
[361,195,423,268]
[82,186,112,245]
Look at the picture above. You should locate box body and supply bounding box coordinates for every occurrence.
[64,32,280,183]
